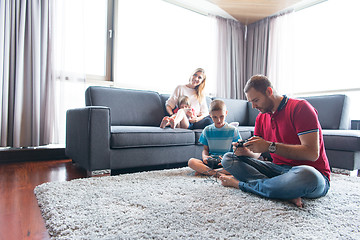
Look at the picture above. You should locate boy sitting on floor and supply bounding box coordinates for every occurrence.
[188,99,241,176]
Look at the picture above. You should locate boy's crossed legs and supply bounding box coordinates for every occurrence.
[188,157,231,177]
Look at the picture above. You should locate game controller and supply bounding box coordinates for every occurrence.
[237,139,248,147]
[207,155,221,169]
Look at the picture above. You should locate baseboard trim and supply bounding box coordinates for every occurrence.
[0,145,69,163]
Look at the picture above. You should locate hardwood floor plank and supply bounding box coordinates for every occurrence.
[0,159,87,240]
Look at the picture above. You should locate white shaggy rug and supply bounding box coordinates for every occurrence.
[34,167,360,240]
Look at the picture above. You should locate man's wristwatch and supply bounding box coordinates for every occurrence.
[268,142,276,153]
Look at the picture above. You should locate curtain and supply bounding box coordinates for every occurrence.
[215,16,246,99]
[246,17,270,81]
[52,0,87,144]
[0,0,54,147]
[267,11,295,95]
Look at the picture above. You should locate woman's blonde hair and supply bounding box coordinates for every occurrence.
[189,68,206,102]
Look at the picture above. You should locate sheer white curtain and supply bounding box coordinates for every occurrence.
[267,11,295,95]
[52,0,91,144]
[215,16,246,99]
[0,0,55,147]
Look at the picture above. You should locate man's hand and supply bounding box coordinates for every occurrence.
[233,141,253,156]
[243,136,270,153]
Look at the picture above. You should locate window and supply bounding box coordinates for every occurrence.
[290,0,360,119]
[53,0,216,144]
[54,0,111,81]
[114,0,216,94]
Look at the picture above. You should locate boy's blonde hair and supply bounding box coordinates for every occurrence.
[209,99,227,114]
[178,96,190,107]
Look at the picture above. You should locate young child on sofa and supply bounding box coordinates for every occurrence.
[188,99,241,176]
[160,95,196,129]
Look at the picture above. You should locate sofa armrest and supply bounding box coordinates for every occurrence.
[66,106,111,173]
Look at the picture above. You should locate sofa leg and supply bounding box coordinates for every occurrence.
[87,169,111,177]
[349,169,359,177]
[332,168,359,177]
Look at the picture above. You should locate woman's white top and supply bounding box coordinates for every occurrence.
[166,85,209,116]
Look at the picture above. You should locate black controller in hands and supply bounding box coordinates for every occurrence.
[235,139,249,152]
[207,155,221,169]
[237,139,248,147]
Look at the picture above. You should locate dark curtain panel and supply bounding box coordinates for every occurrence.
[0,0,55,147]
[246,17,270,81]
[215,16,246,99]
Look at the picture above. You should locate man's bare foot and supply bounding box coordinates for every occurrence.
[219,175,240,189]
[289,197,304,208]
[160,118,169,128]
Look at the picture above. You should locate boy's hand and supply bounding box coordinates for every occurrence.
[203,155,211,164]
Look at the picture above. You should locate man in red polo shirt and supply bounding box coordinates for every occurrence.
[219,75,330,207]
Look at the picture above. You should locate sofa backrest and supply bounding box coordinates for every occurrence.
[247,102,260,126]
[213,98,249,125]
[301,94,350,130]
[85,86,164,126]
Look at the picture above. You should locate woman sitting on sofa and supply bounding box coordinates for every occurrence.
[165,68,213,129]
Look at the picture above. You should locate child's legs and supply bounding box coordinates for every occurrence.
[173,109,189,129]
[160,116,170,128]
[188,158,219,176]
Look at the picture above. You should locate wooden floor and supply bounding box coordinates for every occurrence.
[0,159,87,240]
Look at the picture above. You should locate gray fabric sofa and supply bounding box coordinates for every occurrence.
[66,86,360,176]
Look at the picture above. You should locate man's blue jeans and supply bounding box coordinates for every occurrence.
[221,152,330,200]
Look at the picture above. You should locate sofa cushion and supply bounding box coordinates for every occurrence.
[193,129,203,145]
[86,86,164,126]
[322,130,360,152]
[110,126,195,149]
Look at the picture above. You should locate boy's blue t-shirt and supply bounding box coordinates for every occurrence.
[199,122,241,156]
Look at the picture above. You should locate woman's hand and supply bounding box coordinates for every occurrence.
[189,116,198,123]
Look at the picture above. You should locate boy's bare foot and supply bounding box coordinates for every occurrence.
[160,118,169,128]
[169,118,175,129]
[219,175,240,189]
[289,197,304,208]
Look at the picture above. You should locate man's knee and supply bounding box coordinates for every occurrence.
[291,165,323,184]
[221,152,237,167]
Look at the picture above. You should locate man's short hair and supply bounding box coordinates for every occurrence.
[244,75,273,95]
[209,99,226,114]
